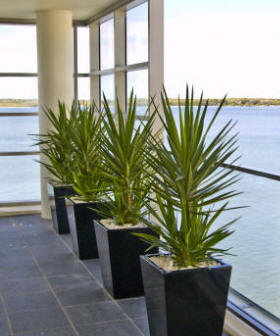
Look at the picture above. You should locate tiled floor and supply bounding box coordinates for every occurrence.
[0,214,229,336]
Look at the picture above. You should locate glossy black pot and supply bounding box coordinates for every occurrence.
[67,199,107,260]
[140,254,232,336]
[47,180,76,234]
[94,220,158,299]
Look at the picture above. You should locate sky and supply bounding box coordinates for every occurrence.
[1,0,280,100]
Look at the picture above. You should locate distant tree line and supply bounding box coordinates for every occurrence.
[1,97,280,107]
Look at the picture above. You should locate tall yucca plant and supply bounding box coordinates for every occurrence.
[136,86,243,267]
[71,102,105,202]
[34,102,76,185]
[99,91,155,225]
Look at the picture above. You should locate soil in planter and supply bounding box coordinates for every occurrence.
[100,218,146,230]
[150,255,220,272]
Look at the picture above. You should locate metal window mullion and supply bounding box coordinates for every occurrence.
[73,24,78,103]
[90,21,100,106]
[0,112,38,117]
[0,151,40,157]
[114,8,126,112]
[0,73,37,77]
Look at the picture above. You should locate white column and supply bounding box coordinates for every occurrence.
[149,0,164,225]
[114,9,126,112]
[90,22,100,107]
[36,10,74,219]
[149,0,164,136]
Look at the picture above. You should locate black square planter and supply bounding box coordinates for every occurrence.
[47,180,76,234]
[66,200,107,260]
[94,220,158,299]
[140,254,232,336]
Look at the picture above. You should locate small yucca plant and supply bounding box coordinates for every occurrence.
[71,102,106,202]
[136,86,243,268]
[98,91,155,225]
[33,102,76,185]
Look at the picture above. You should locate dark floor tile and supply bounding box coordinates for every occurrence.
[14,327,76,336]
[9,308,70,334]
[0,277,49,297]
[67,301,125,326]
[0,311,10,336]
[133,317,150,336]
[5,292,59,314]
[49,273,109,306]
[0,217,14,230]
[0,232,26,249]
[0,264,42,280]
[83,260,102,282]
[77,320,142,336]
[40,261,87,277]
[117,297,147,318]
[0,246,32,264]
[48,272,98,290]
[24,237,66,249]
[10,215,49,227]
[35,249,76,265]
[59,234,72,247]
[55,286,109,307]
[30,244,71,259]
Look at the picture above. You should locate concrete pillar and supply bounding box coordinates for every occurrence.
[90,22,100,107]
[36,10,74,219]
[149,0,164,137]
[114,9,126,112]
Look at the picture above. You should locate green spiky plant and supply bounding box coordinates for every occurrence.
[98,91,156,225]
[34,102,76,185]
[70,102,106,202]
[136,86,243,268]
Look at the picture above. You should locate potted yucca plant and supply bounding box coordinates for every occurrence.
[35,102,77,234]
[66,103,108,260]
[138,87,242,336]
[94,91,158,299]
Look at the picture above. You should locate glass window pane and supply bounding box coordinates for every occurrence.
[0,25,37,72]
[215,173,280,318]
[0,78,38,102]
[0,116,39,152]
[78,77,90,103]
[127,3,148,65]
[0,155,40,201]
[77,27,90,73]
[101,74,115,106]
[100,18,114,70]
[127,69,148,115]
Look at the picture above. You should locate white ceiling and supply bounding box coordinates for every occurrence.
[0,0,125,21]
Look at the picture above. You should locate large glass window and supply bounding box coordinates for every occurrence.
[0,24,39,202]
[0,25,37,72]
[100,74,115,106]
[77,27,90,73]
[127,2,148,65]
[215,173,280,318]
[78,77,90,103]
[100,18,114,70]
[127,69,148,115]
[0,155,40,202]
[0,116,38,152]
[0,77,38,101]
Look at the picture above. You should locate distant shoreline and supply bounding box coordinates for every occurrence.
[1,98,280,107]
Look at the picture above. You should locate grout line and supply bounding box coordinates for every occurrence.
[52,219,146,336]
[0,291,15,336]
[14,228,80,336]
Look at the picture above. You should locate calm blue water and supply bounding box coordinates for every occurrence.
[0,105,280,317]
